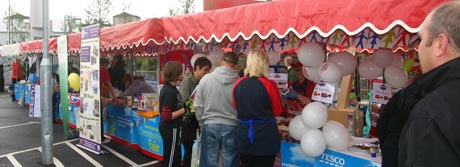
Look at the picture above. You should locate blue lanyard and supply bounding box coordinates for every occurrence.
[239,118,275,144]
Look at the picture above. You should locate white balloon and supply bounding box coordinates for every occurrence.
[319,62,342,83]
[384,66,409,88]
[327,51,357,76]
[302,66,321,82]
[322,121,350,151]
[358,59,383,80]
[370,49,394,68]
[191,53,206,69]
[302,102,328,129]
[300,130,327,157]
[298,43,325,68]
[391,53,403,68]
[267,51,281,65]
[288,115,311,140]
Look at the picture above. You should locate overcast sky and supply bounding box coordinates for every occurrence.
[0,0,203,30]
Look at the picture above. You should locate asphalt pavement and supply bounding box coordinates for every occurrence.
[0,93,161,167]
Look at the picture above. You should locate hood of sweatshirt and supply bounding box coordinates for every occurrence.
[211,66,239,85]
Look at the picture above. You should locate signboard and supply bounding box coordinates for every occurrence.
[312,81,336,104]
[280,142,381,167]
[58,35,70,137]
[78,24,102,154]
[372,81,392,104]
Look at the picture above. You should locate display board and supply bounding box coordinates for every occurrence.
[78,24,103,154]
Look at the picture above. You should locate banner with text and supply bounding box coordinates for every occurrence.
[78,24,102,154]
[58,35,70,137]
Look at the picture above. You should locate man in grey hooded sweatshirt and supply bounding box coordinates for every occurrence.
[194,52,240,167]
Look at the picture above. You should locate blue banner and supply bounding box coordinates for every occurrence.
[105,104,164,157]
[280,142,381,167]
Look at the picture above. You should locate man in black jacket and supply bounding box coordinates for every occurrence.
[398,2,460,166]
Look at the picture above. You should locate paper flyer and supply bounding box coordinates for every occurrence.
[268,73,288,89]
[372,80,392,104]
[311,81,336,104]
[78,24,102,154]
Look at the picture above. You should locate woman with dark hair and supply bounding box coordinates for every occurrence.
[159,61,185,167]
[108,55,126,91]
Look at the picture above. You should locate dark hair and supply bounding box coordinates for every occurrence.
[426,1,460,51]
[163,61,183,83]
[222,52,239,65]
[193,57,212,71]
[100,57,109,66]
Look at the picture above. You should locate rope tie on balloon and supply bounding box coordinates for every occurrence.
[239,118,275,144]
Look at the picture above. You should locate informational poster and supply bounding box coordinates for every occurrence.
[31,85,42,118]
[268,73,288,89]
[58,35,70,137]
[312,81,336,104]
[372,81,392,104]
[30,85,41,118]
[78,24,102,154]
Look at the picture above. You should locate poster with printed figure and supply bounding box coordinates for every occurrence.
[78,24,102,154]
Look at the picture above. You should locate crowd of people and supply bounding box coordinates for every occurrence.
[7,1,460,167]
[160,50,287,167]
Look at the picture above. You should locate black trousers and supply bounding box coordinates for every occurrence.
[182,140,194,167]
[240,154,276,167]
[160,126,181,167]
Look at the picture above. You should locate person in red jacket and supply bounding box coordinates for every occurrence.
[10,58,23,102]
[232,49,283,167]
[283,58,315,118]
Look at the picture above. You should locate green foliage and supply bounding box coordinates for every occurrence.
[2,7,30,43]
[84,0,112,27]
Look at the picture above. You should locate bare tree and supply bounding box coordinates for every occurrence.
[83,0,112,27]
[122,0,132,12]
[180,0,195,15]
[168,0,195,16]
[2,7,29,44]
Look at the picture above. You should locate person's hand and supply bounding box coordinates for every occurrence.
[282,89,299,99]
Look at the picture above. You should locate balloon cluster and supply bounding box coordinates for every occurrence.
[288,102,350,157]
[298,43,357,84]
[358,49,408,88]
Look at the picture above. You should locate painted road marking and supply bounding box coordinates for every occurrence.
[66,142,103,167]
[0,139,78,158]
[0,122,39,130]
[6,155,22,167]
[139,160,160,167]
[101,145,139,167]
[37,148,65,167]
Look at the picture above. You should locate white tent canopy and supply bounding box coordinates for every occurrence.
[0,44,20,57]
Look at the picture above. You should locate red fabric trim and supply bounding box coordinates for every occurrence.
[68,123,76,129]
[232,76,248,109]
[258,77,283,116]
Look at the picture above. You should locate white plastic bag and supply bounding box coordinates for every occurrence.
[191,137,201,167]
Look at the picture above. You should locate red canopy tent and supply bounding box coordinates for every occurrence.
[162,0,450,53]
[67,33,82,54]
[100,18,166,56]
[20,38,58,54]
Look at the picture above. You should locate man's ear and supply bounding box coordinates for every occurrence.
[435,33,449,57]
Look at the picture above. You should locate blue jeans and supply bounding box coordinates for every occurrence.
[200,124,239,167]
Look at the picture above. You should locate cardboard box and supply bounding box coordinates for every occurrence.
[327,108,364,137]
